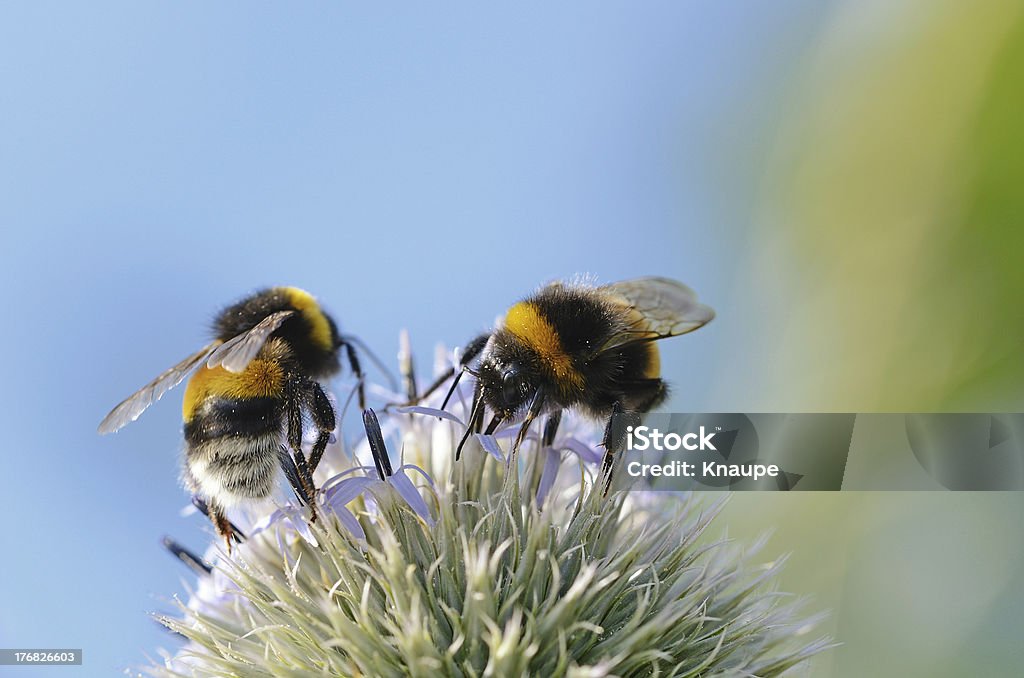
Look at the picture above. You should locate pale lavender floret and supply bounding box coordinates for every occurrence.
[535,446,563,506]
[558,437,602,464]
[394,380,605,505]
[249,504,319,550]
[394,404,466,426]
[475,434,506,462]
[320,469,377,506]
[320,463,436,527]
[386,468,435,526]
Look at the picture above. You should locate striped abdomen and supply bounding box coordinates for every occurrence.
[181,361,287,507]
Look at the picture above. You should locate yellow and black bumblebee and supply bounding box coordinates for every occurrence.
[98,287,366,550]
[429,277,714,478]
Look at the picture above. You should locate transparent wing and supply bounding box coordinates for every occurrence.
[97,343,219,434]
[205,310,294,373]
[599,277,714,350]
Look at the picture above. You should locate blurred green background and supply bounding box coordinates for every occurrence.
[716,1,1024,675]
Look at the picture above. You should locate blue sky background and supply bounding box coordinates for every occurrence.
[0,3,833,673]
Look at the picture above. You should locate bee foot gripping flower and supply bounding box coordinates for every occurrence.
[148,336,831,677]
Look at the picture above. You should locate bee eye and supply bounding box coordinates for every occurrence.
[501,367,522,405]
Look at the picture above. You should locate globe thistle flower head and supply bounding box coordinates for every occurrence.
[150,336,830,677]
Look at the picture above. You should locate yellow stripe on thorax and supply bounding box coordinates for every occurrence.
[280,287,333,351]
[183,359,284,422]
[505,301,584,389]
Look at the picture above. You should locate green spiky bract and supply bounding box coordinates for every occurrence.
[152,416,829,677]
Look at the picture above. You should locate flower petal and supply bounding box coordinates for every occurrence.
[394,405,466,427]
[320,466,377,493]
[489,421,521,438]
[249,504,318,548]
[397,463,436,488]
[388,472,435,526]
[321,476,377,512]
[561,437,602,464]
[286,513,319,547]
[536,447,563,505]
[476,434,506,462]
[249,507,288,535]
[333,506,366,541]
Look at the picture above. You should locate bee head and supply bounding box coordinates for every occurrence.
[478,355,536,418]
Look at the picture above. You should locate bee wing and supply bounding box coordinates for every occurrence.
[598,277,714,351]
[97,342,220,434]
[205,310,295,373]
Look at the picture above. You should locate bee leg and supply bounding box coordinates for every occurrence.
[192,496,246,542]
[418,332,492,407]
[512,387,547,457]
[416,367,456,408]
[455,378,486,460]
[483,414,504,435]
[438,368,465,411]
[286,380,319,523]
[279,449,312,506]
[542,410,563,448]
[208,501,240,555]
[342,341,367,411]
[454,418,475,459]
[291,454,319,523]
[304,379,337,473]
[600,379,663,495]
[341,333,400,394]
[600,402,625,495]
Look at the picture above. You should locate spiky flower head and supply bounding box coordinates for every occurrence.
[149,337,829,677]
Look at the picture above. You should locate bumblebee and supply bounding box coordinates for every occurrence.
[98,287,366,550]
[430,277,714,478]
